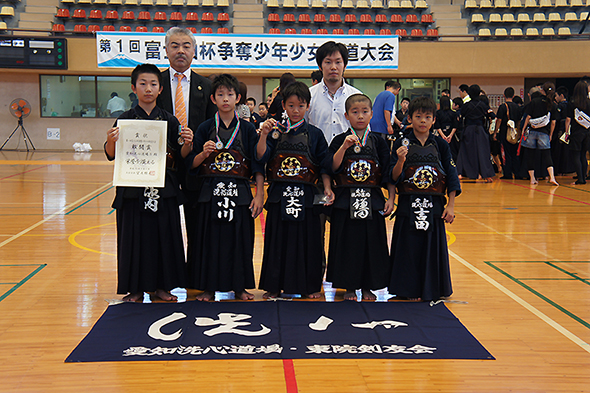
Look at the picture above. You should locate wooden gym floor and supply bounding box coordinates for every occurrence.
[0,150,589,392]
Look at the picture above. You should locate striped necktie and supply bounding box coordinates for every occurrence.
[174,73,188,128]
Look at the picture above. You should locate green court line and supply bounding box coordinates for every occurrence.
[0,264,47,303]
[486,262,590,330]
[65,186,114,215]
[544,262,590,287]
[518,278,577,281]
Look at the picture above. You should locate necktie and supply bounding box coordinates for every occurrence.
[174,73,188,128]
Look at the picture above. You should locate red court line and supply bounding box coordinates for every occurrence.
[502,180,590,206]
[0,165,47,181]
[283,359,299,393]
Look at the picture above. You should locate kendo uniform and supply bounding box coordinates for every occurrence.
[434,108,460,161]
[258,121,329,296]
[456,99,496,179]
[185,115,262,293]
[105,106,187,295]
[388,132,461,301]
[326,130,392,292]
[567,101,590,184]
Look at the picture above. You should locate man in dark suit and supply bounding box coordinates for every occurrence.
[157,27,216,256]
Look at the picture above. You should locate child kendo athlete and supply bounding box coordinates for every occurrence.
[327,94,395,301]
[388,97,461,302]
[105,64,193,302]
[257,81,335,299]
[185,74,265,302]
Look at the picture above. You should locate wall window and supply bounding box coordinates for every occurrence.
[40,75,134,118]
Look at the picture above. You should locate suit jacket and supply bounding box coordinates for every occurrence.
[158,68,216,190]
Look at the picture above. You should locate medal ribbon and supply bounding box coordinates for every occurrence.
[277,118,305,134]
[351,127,369,149]
[215,112,240,149]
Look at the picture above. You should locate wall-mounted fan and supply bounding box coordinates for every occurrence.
[1,98,35,151]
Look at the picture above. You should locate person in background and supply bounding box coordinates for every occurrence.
[459,84,471,104]
[369,80,401,141]
[236,82,251,121]
[268,72,296,122]
[565,80,590,185]
[247,97,263,129]
[107,92,126,117]
[311,70,323,86]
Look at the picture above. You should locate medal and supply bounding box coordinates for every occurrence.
[177,125,184,146]
[272,130,280,139]
[402,138,410,147]
[214,112,240,151]
[353,145,361,154]
[350,126,369,154]
[215,141,224,150]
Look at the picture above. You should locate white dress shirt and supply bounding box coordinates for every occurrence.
[307,80,362,144]
[170,68,191,117]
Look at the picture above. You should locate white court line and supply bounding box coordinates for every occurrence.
[0,182,113,249]
[449,249,590,354]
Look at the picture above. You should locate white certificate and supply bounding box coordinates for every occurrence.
[113,119,167,188]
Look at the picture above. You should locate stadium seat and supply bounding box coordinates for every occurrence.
[52,24,65,31]
[124,0,139,5]
[301,28,313,33]
[187,27,197,33]
[524,0,537,6]
[348,28,360,34]
[415,0,428,8]
[285,27,297,33]
[489,13,501,22]
[395,28,407,36]
[317,28,328,33]
[74,25,88,32]
[360,14,373,22]
[103,25,115,31]
[344,14,357,22]
[200,27,213,33]
[554,0,567,4]
[267,0,280,6]
[137,11,150,20]
[557,26,570,35]
[479,0,492,7]
[465,0,478,8]
[341,0,354,7]
[202,12,214,21]
[269,27,281,33]
[88,25,101,32]
[311,0,325,6]
[525,27,539,36]
[494,0,508,7]
[170,12,182,20]
[154,11,167,20]
[372,0,385,8]
[391,14,403,22]
[296,0,309,7]
[426,28,438,37]
[495,27,508,36]
[152,26,165,32]
[332,28,344,34]
[421,13,433,23]
[119,25,131,31]
[78,0,92,4]
[105,10,118,19]
[364,28,376,34]
[510,27,523,35]
[388,0,401,7]
[539,0,552,6]
[56,8,70,18]
[60,0,75,4]
[564,12,577,21]
[217,12,230,21]
[376,14,388,23]
[406,14,418,22]
[380,28,392,34]
[478,28,491,36]
[299,13,311,22]
[283,0,295,7]
[327,0,340,7]
[136,26,148,32]
[471,13,485,22]
[186,0,199,5]
[400,0,413,7]
[108,0,123,4]
[73,9,86,19]
[509,0,522,6]
[186,12,198,21]
[570,0,582,5]
[411,28,423,36]
[548,12,562,21]
[329,14,342,22]
[202,0,214,5]
[156,0,168,5]
[89,9,103,19]
[533,12,546,22]
[171,0,184,5]
[502,13,516,22]
[313,14,326,22]
[542,27,555,35]
[268,13,280,22]
[122,10,134,19]
[356,0,370,8]
[517,13,531,22]
[217,27,229,33]
[217,0,229,6]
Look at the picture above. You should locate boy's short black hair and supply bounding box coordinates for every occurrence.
[246,97,256,105]
[212,73,240,96]
[452,97,463,108]
[315,41,348,68]
[441,88,451,95]
[556,86,569,98]
[401,97,410,104]
[408,96,437,117]
[281,81,311,105]
[311,70,323,83]
[385,80,401,90]
[459,84,469,93]
[345,93,372,112]
[131,64,162,87]
[259,102,268,110]
[504,87,515,98]
[512,96,523,105]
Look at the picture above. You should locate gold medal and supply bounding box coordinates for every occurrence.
[272,130,280,140]
[402,138,410,147]
[177,125,184,146]
[215,141,224,150]
[353,145,361,154]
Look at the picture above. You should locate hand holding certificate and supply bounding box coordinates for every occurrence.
[112,119,167,188]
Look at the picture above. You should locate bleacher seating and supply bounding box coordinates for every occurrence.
[348,27,360,34]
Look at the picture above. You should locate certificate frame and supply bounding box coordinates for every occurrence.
[112,119,167,188]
